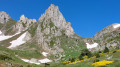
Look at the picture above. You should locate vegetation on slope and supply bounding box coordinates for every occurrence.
[0,46,40,67]
[4,18,17,35]
[28,23,38,37]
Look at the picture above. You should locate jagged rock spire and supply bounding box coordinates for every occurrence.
[0,11,10,24]
[38,4,74,36]
[15,15,37,32]
[39,4,66,28]
[20,15,26,21]
[19,15,36,23]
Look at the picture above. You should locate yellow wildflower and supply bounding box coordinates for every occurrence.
[116,49,120,52]
[91,60,114,67]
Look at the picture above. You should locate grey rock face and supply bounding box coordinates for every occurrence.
[0,11,10,24]
[15,22,24,32]
[38,4,74,36]
[23,31,31,41]
[91,23,120,51]
[0,5,84,57]
[39,4,66,29]
[93,23,120,40]
[35,4,76,54]
[0,12,16,35]
[20,15,36,24]
[16,15,37,32]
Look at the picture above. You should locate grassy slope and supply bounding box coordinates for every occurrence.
[0,18,17,35]
[28,22,38,37]
[57,34,86,61]
[0,31,43,60]
[47,49,120,67]
[0,31,25,47]
[1,46,119,67]
[0,46,40,67]
[4,18,17,35]
[15,42,43,59]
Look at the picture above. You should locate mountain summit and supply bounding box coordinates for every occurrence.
[34,4,82,54]
[39,4,74,36]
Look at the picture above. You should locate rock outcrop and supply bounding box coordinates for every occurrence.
[91,23,120,51]
[20,15,36,24]
[0,11,17,35]
[93,23,120,40]
[38,4,74,36]
[16,15,37,32]
[34,4,79,54]
[0,11,10,24]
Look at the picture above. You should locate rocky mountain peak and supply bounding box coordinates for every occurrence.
[0,11,10,24]
[19,15,36,23]
[20,15,26,21]
[39,4,66,28]
[38,4,74,36]
[15,15,37,32]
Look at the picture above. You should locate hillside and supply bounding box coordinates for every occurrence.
[0,4,120,67]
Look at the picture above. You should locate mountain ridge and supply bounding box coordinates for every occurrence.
[0,4,120,67]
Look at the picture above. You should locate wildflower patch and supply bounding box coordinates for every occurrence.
[91,60,114,67]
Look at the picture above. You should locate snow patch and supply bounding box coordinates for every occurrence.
[8,32,27,48]
[0,31,20,41]
[86,43,98,49]
[21,59,29,62]
[21,59,40,65]
[0,31,2,34]
[21,58,52,65]
[0,36,12,41]
[42,52,48,57]
[113,24,120,28]
[39,58,52,63]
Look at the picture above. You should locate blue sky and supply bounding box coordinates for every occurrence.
[0,0,120,38]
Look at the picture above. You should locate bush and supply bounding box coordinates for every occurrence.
[96,54,100,58]
[80,49,92,58]
[0,54,12,61]
[113,51,116,53]
[78,55,83,60]
[104,47,109,53]
[93,58,99,63]
[27,65,32,67]
[116,46,119,49]
[98,51,102,53]
[20,65,23,67]
[71,58,75,62]
[69,58,75,62]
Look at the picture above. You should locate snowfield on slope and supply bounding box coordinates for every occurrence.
[0,31,20,41]
[113,24,120,28]
[0,31,2,34]
[42,52,48,57]
[8,32,27,48]
[21,58,52,65]
[0,35,12,41]
[86,43,98,49]
[21,59,40,65]
[39,58,52,63]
